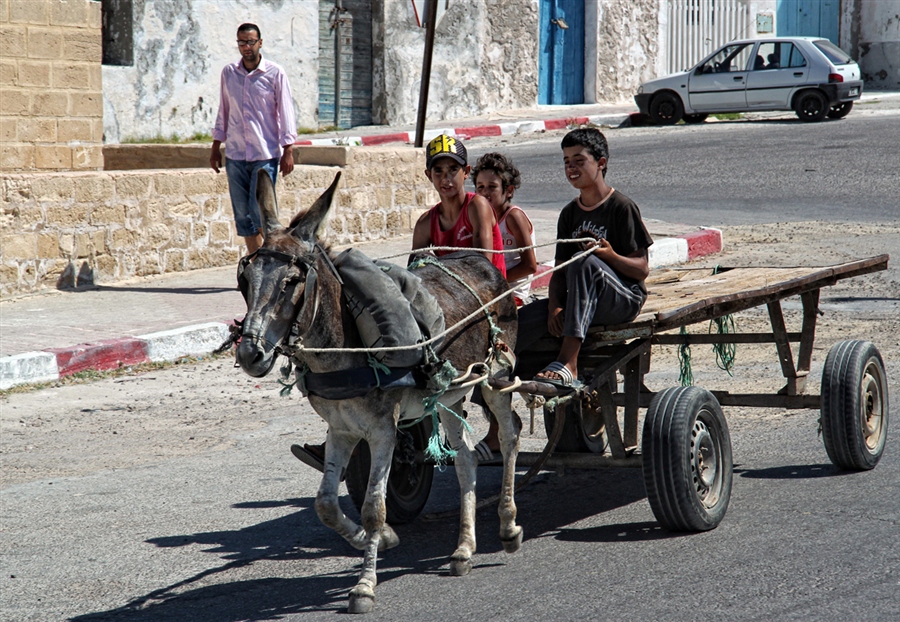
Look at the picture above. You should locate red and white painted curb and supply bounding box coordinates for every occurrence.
[529,227,723,290]
[295,113,631,147]
[0,322,231,391]
[0,226,720,391]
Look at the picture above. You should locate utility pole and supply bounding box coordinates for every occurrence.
[414,0,438,147]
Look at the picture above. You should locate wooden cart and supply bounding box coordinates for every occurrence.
[345,255,891,530]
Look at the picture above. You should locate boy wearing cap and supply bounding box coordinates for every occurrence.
[411,135,506,276]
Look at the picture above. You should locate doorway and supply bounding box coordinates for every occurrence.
[539,0,585,105]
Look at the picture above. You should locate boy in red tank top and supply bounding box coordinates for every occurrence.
[411,135,506,277]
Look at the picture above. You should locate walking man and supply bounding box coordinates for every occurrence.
[210,23,297,254]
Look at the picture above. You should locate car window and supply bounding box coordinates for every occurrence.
[699,44,753,73]
[813,39,853,65]
[755,42,807,70]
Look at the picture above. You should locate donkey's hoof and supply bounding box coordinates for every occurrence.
[378,524,399,551]
[449,558,473,576]
[500,526,523,554]
[348,594,375,614]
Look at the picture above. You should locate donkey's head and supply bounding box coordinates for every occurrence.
[235,170,341,377]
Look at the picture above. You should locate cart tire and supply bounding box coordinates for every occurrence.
[345,419,435,524]
[543,396,608,454]
[642,386,732,532]
[820,340,889,470]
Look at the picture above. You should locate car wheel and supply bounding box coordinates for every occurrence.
[682,113,709,124]
[649,92,684,125]
[827,101,853,119]
[793,90,829,122]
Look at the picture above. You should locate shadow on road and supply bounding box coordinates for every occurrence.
[735,463,850,479]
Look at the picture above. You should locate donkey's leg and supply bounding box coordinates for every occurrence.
[439,399,478,576]
[314,430,367,550]
[482,388,524,553]
[347,423,398,614]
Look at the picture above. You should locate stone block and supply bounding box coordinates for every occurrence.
[394,186,415,206]
[46,203,90,229]
[192,221,208,243]
[153,174,184,196]
[94,253,117,278]
[144,223,171,249]
[32,175,73,201]
[0,144,33,170]
[386,210,403,232]
[170,201,199,219]
[74,176,113,202]
[346,213,362,235]
[58,233,75,256]
[110,227,137,251]
[35,145,72,169]
[0,60,16,86]
[16,202,43,228]
[9,0,49,24]
[0,88,28,114]
[50,0,89,27]
[185,248,215,270]
[210,221,232,244]
[374,187,393,207]
[181,172,217,195]
[366,211,385,233]
[201,197,221,218]
[72,145,102,169]
[164,249,185,272]
[0,25,27,48]
[17,60,51,87]
[17,117,57,142]
[1,233,35,258]
[90,204,126,226]
[32,91,67,116]
[87,63,101,90]
[58,118,91,141]
[37,232,59,258]
[91,117,103,140]
[169,221,190,246]
[75,231,93,257]
[137,255,162,277]
[63,31,101,63]
[350,191,374,212]
[115,174,151,198]
[52,61,90,89]
[26,27,63,59]
[68,91,102,117]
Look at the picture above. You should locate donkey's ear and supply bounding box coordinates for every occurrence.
[290,172,341,243]
[255,169,281,235]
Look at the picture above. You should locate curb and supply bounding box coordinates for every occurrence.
[1,322,231,391]
[0,228,720,392]
[530,227,723,290]
[295,113,632,147]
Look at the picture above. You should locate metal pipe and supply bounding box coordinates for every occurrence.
[414,0,438,147]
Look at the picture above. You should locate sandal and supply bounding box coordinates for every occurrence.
[533,361,580,390]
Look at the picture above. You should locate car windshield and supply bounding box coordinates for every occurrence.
[813,39,853,65]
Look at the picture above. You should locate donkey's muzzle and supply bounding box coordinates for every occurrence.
[236,333,277,377]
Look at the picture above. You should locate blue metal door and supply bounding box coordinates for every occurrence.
[539,0,584,105]
[777,0,840,44]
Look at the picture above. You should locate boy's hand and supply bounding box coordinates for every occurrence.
[548,305,565,337]
[280,147,295,177]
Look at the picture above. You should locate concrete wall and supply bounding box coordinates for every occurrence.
[0,0,104,172]
[102,0,319,143]
[0,146,436,299]
[589,0,661,103]
[856,0,900,89]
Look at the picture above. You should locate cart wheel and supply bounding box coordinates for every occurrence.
[642,386,732,532]
[345,418,435,524]
[543,392,608,454]
[820,340,889,470]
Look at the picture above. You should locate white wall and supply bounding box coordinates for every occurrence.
[103,0,318,143]
[858,0,900,89]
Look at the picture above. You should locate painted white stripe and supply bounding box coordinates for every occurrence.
[496,122,522,135]
[648,237,689,268]
[138,322,231,363]
[514,121,545,134]
[0,351,59,390]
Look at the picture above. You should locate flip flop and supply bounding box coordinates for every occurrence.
[291,443,325,473]
[533,361,580,391]
[474,440,498,463]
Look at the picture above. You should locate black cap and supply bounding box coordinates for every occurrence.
[426,134,467,169]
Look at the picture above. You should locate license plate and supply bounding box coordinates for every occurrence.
[849,87,859,96]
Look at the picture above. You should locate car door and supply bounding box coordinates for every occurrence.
[746,41,809,108]
[688,44,752,111]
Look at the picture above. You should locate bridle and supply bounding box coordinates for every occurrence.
[237,244,333,356]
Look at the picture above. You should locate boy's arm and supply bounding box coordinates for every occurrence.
[591,241,650,281]
[409,211,433,264]
[468,195,498,262]
[504,209,538,282]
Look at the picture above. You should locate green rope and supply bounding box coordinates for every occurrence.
[678,325,693,386]
[279,361,309,397]
[367,354,391,387]
[710,265,736,376]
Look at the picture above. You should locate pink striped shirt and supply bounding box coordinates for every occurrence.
[213,56,297,161]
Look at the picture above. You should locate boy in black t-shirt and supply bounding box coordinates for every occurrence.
[532,128,653,386]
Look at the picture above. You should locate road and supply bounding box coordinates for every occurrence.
[2,108,899,621]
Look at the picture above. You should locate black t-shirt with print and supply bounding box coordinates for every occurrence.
[554,189,654,293]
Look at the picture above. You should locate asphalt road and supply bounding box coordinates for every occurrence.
[3,105,899,621]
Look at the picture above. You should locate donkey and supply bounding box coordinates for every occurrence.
[234,171,523,613]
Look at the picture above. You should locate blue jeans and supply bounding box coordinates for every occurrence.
[225,158,279,237]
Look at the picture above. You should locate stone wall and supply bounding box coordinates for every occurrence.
[0,146,436,299]
[0,0,104,171]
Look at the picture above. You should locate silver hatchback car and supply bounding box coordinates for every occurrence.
[634,37,863,124]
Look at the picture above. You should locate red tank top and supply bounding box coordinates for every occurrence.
[429,192,506,277]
